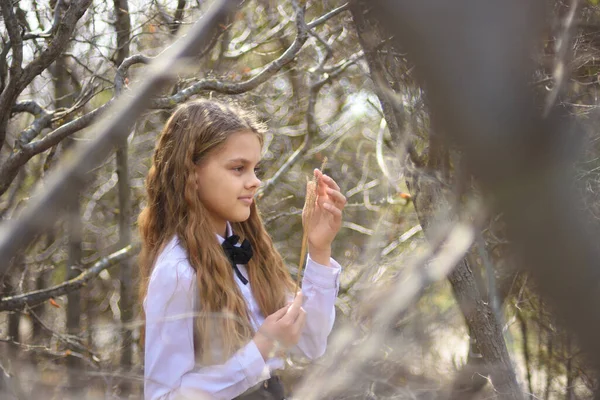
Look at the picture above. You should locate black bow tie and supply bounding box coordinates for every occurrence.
[221,235,253,285]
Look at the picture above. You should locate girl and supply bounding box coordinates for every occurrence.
[138,100,346,400]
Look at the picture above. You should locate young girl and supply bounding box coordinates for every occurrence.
[138,100,346,400]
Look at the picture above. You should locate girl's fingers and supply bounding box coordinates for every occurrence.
[283,292,303,321]
[272,305,290,320]
[314,169,340,192]
[323,203,343,219]
[326,187,346,207]
[321,174,341,192]
[313,171,346,215]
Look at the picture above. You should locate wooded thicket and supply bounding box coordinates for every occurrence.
[1,0,600,399]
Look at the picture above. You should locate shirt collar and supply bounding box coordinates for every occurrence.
[216,221,233,245]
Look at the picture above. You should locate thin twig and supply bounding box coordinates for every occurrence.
[0,244,139,311]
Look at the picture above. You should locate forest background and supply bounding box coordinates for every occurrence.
[1,0,599,399]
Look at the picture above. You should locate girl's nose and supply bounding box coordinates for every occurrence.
[248,173,261,188]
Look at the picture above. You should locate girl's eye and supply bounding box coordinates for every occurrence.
[233,166,244,172]
[254,167,262,178]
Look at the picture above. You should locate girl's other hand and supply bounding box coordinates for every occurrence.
[253,293,306,360]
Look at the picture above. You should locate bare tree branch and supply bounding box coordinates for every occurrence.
[0,0,93,153]
[12,307,101,367]
[0,2,25,154]
[115,54,152,94]
[223,14,291,59]
[63,52,113,87]
[12,101,46,116]
[0,244,139,312]
[0,2,350,201]
[0,0,239,275]
[0,0,24,79]
[16,113,54,149]
[22,0,66,40]
[0,336,99,368]
[307,2,350,30]
[151,2,308,108]
[19,0,93,88]
[0,53,151,198]
[11,101,54,147]
[0,101,111,198]
[259,42,355,198]
[0,37,10,94]
[259,130,311,199]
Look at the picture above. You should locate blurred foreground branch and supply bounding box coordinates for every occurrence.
[295,218,475,399]
[0,0,238,277]
[370,0,600,385]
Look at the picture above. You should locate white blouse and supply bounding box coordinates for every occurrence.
[143,226,341,400]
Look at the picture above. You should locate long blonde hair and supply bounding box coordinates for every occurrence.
[138,99,294,362]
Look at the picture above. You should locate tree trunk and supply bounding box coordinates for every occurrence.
[53,51,83,395]
[565,335,574,400]
[544,336,554,400]
[32,233,55,341]
[65,196,82,394]
[113,1,133,395]
[517,309,534,398]
[6,280,19,345]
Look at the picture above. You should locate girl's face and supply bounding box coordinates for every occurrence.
[194,130,262,236]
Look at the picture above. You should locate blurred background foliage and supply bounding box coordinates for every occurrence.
[1,0,599,399]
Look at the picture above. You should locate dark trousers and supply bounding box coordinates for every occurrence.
[233,376,285,400]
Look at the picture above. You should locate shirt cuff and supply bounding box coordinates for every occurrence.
[236,339,271,386]
[304,256,341,289]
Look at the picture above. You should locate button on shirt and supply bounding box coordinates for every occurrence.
[143,225,341,400]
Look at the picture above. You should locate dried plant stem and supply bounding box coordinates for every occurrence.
[295,157,328,293]
[295,182,315,293]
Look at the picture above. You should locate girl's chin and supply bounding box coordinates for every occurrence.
[230,212,251,223]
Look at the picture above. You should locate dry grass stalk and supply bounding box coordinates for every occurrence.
[295,157,328,293]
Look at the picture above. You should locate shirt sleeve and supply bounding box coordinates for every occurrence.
[293,255,341,359]
[143,257,270,400]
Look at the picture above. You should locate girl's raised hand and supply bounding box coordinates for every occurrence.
[253,293,306,360]
[304,169,346,263]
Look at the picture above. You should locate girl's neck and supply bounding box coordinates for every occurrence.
[208,219,228,239]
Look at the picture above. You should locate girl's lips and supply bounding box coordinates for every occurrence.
[239,197,253,205]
